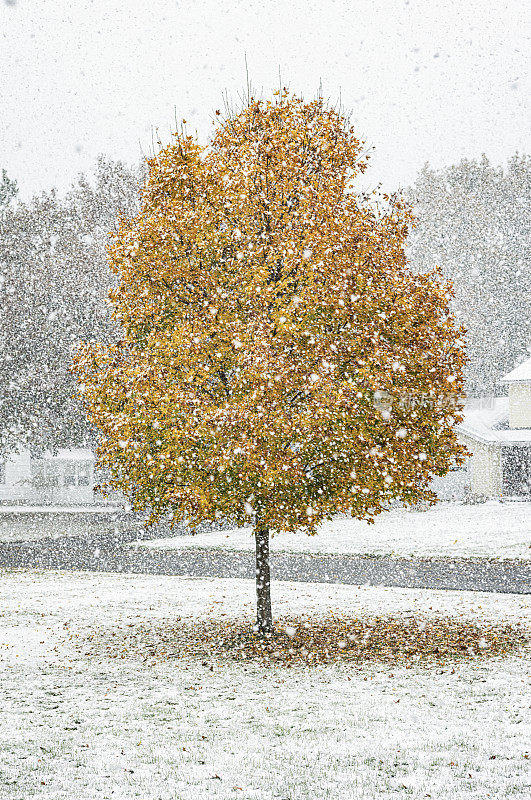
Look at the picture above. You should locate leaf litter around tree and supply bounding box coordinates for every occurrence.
[75,612,528,669]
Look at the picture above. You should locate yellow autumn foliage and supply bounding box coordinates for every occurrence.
[73,93,467,533]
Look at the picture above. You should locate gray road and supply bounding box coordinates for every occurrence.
[1,523,529,594]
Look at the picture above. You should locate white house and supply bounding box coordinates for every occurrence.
[457,356,531,498]
[0,448,97,506]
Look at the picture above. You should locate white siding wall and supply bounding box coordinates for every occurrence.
[0,449,96,505]
[0,451,34,503]
[508,383,531,429]
[466,438,502,497]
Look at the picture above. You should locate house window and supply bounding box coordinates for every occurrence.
[77,462,91,486]
[31,460,60,488]
[64,463,76,487]
[63,461,92,488]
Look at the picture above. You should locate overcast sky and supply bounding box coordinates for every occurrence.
[1,0,529,199]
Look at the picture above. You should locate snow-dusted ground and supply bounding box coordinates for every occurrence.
[0,516,122,543]
[0,506,123,514]
[1,570,529,799]
[0,509,135,543]
[136,501,531,560]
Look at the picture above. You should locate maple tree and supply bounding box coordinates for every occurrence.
[73,93,466,634]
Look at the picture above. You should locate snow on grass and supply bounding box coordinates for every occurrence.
[135,500,531,560]
[1,570,530,799]
[0,506,123,514]
[0,515,124,544]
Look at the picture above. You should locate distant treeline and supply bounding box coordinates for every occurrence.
[0,152,529,454]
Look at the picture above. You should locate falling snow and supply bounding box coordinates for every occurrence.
[0,1,529,798]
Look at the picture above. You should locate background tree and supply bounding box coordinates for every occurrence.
[0,168,17,213]
[74,94,466,633]
[407,154,531,396]
[0,156,141,455]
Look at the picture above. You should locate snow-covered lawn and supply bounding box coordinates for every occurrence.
[0,510,127,543]
[136,500,531,560]
[1,570,529,799]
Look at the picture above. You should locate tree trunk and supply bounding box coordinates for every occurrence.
[255,525,273,635]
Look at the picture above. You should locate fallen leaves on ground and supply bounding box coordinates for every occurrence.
[71,612,528,669]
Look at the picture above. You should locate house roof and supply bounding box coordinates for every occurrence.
[500,356,531,383]
[457,396,531,446]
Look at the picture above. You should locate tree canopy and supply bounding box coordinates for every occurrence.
[0,168,17,213]
[74,94,466,537]
[0,157,141,455]
[407,153,531,396]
